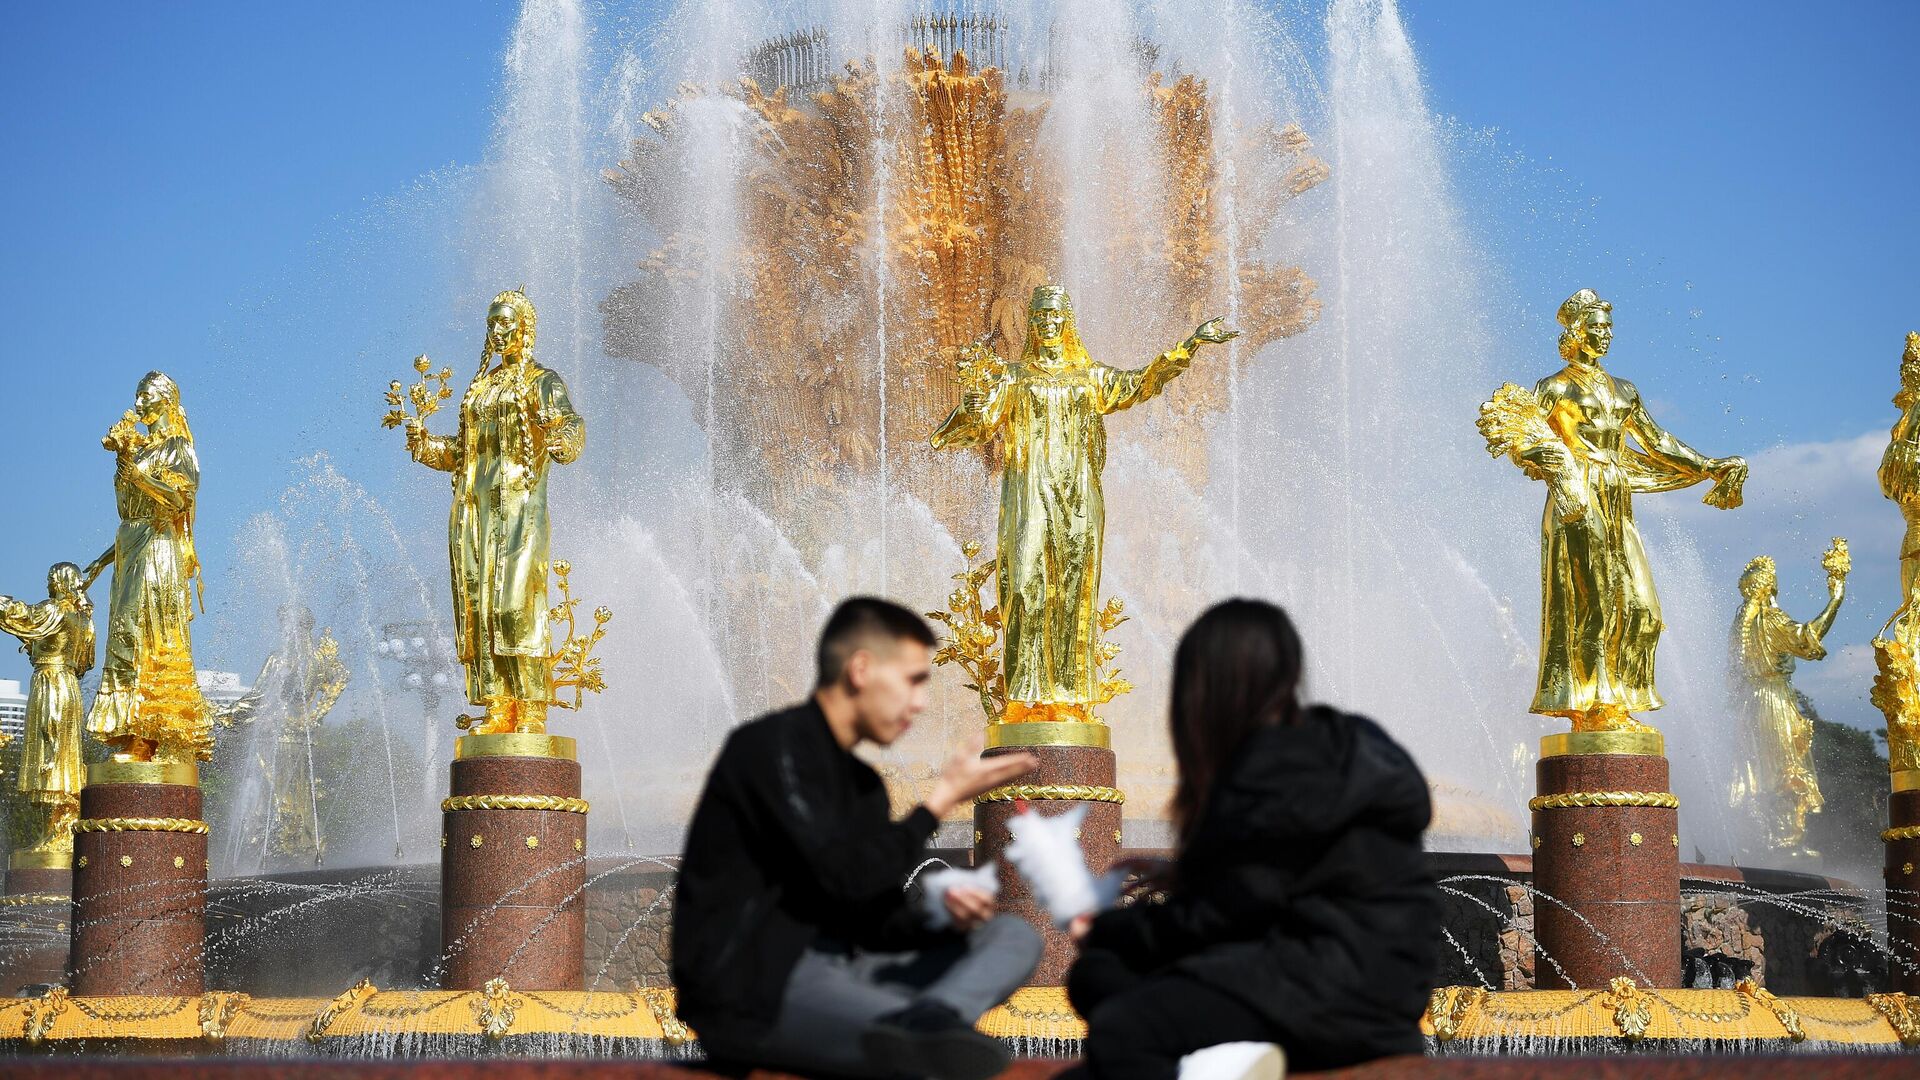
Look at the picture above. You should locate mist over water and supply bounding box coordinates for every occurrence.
[205,0,1773,868]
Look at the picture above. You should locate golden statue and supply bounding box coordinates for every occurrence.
[1872,584,1920,778]
[1874,337,1920,782]
[222,607,348,864]
[83,371,211,764]
[606,35,1327,547]
[930,284,1235,723]
[0,563,94,865]
[387,289,587,735]
[1479,289,1747,733]
[1879,332,1920,596]
[1728,541,1848,856]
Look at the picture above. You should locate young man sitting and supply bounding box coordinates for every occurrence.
[674,597,1042,1079]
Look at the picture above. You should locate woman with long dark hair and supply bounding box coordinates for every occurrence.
[1065,599,1440,1079]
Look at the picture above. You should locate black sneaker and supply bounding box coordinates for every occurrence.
[861,1000,1011,1080]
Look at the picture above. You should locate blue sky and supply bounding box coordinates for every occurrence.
[2,1,1916,728]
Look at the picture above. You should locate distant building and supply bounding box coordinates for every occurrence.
[0,678,25,745]
[197,670,251,708]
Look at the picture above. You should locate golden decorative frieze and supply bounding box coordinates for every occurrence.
[1528,791,1679,812]
[975,784,1124,805]
[440,794,589,815]
[73,816,209,835]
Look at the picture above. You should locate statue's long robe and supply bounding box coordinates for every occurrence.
[933,343,1190,705]
[413,361,584,706]
[88,433,202,743]
[1730,600,1826,844]
[1530,361,1717,718]
[0,598,91,803]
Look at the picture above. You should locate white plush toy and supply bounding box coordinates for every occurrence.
[1003,804,1125,928]
[917,860,1001,930]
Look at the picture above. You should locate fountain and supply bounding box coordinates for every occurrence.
[0,0,1916,1064]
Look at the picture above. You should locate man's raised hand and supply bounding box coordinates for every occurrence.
[926,734,1038,818]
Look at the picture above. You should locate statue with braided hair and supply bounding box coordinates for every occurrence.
[83,371,211,763]
[1480,289,1748,733]
[1879,333,1920,596]
[0,562,94,863]
[391,289,585,735]
[1728,542,1848,858]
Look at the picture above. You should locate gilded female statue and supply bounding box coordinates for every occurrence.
[393,289,584,735]
[1480,290,1747,733]
[1879,332,1920,596]
[931,284,1236,721]
[1728,542,1847,856]
[83,371,210,763]
[0,563,94,862]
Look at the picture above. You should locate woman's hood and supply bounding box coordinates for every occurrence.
[1205,705,1433,843]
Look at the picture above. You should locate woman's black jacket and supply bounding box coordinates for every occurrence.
[1081,705,1441,1070]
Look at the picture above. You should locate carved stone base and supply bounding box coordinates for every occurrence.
[1531,745,1681,990]
[973,742,1121,985]
[440,734,586,990]
[69,765,208,996]
[1885,788,1920,994]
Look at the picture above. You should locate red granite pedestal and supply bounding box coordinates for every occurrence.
[440,733,587,990]
[3,852,72,993]
[68,760,208,997]
[973,723,1123,986]
[1529,732,1681,990]
[1885,773,1920,994]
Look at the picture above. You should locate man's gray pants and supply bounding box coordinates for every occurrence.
[753,914,1043,1076]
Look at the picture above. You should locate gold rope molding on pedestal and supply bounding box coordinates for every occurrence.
[73,817,209,834]
[1528,791,1679,812]
[975,784,1124,805]
[1882,824,1920,843]
[0,893,67,907]
[440,795,589,814]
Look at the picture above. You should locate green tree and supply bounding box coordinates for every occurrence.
[1801,691,1892,876]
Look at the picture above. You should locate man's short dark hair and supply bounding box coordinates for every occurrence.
[817,597,937,688]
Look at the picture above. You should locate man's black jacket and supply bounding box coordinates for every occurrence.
[672,698,946,1052]
[1080,705,1441,1072]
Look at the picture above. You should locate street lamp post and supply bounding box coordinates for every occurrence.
[374,621,459,718]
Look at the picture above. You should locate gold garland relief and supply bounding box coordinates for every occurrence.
[472,977,522,1040]
[440,794,590,815]
[638,986,694,1046]
[24,986,69,1044]
[307,979,378,1043]
[1527,791,1679,812]
[198,991,249,1042]
[1602,977,1652,1041]
[1882,824,1920,843]
[74,816,210,835]
[1868,992,1920,1047]
[1735,980,1804,1043]
[1427,986,1486,1043]
[975,784,1125,805]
